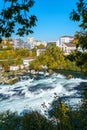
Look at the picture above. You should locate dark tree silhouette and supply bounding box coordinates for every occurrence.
[70,0,87,50]
[70,0,87,30]
[0,0,37,42]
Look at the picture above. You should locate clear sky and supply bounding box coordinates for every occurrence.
[28,0,80,41]
[0,0,80,41]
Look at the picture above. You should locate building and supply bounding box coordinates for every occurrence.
[36,48,46,56]
[59,36,74,45]
[27,37,37,49]
[12,38,24,49]
[62,43,76,55]
[56,35,75,54]
[56,36,74,47]
[23,57,35,66]
[36,40,47,47]
[56,39,60,46]
[27,37,47,49]
[10,65,19,71]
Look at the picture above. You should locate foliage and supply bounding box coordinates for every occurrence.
[0,48,34,67]
[70,0,87,30]
[0,111,21,130]
[21,111,54,130]
[37,44,45,49]
[0,111,54,130]
[0,39,13,50]
[70,0,87,49]
[69,0,87,73]
[47,93,87,130]
[30,47,36,57]
[79,90,87,130]
[15,48,30,57]
[67,50,87,72]
[0,0,37,42]
[30,44,64,70]
[48,96,71,130]
[74,31,87,49]
[1,61,10,72]
[30,44,79,71]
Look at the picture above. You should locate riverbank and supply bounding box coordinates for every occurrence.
[0,69,27,85]
[53,69,87,79]
[0,69,87,85]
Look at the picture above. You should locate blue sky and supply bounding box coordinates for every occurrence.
[0,0,80,41]
[28,0,80,41]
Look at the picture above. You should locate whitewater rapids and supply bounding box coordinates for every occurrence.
[0,73,87,114]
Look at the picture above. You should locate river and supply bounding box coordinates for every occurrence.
[0,72,87,114]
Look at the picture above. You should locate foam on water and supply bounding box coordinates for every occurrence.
[0,73,87,114]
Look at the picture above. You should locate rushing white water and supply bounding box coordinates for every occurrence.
[0,73,87,114]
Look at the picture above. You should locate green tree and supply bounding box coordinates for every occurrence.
[70,0,87,30]
[74,31,87,49]
[69,0,87,73]
[30,44,76,71]
[70,0,87,49]
[22,111,54,130]
[37,44,45,49]
[0,0,37,42]
[0,111,54,130]
[2,61,10,72]
[48,96,71,130]
[79,90,87,130]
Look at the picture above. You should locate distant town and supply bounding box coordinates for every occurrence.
[1,35,79,55]
[0,35,84,85]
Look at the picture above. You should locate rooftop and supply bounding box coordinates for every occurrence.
[23,57,35,60]
[64,43,76,47]
[61,36,74,38]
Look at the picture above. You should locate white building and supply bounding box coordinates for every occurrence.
[56,35,75,54]
[27,37,38,49]
[27,37,47,49]
[12,38,24,49]
[10,65,19,71]
[62,43,76,55]
[56,39,60,46]
[36,41,47,47]
[56,36,74,47]
[23,57,35,66]
[60,36,74,45]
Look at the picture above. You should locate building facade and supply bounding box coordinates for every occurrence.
[56,36,74,47]
[62,43,76,55]
[12,38,24,49]
[23,57,35,66]
[56,35,75,54]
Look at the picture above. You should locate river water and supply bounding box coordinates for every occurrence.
[0,73,87,114]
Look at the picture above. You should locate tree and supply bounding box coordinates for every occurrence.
[70,0,87,49]
[69,1,87,127]
[70,0,87,30]
[48,96,71,130]
[0,111,54,130]
[69,0,87,73]
[2,61,10,72]
[74,31,87,49]
[0,0,37,42]
[70,0,87,50]
[29,44,65,70]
